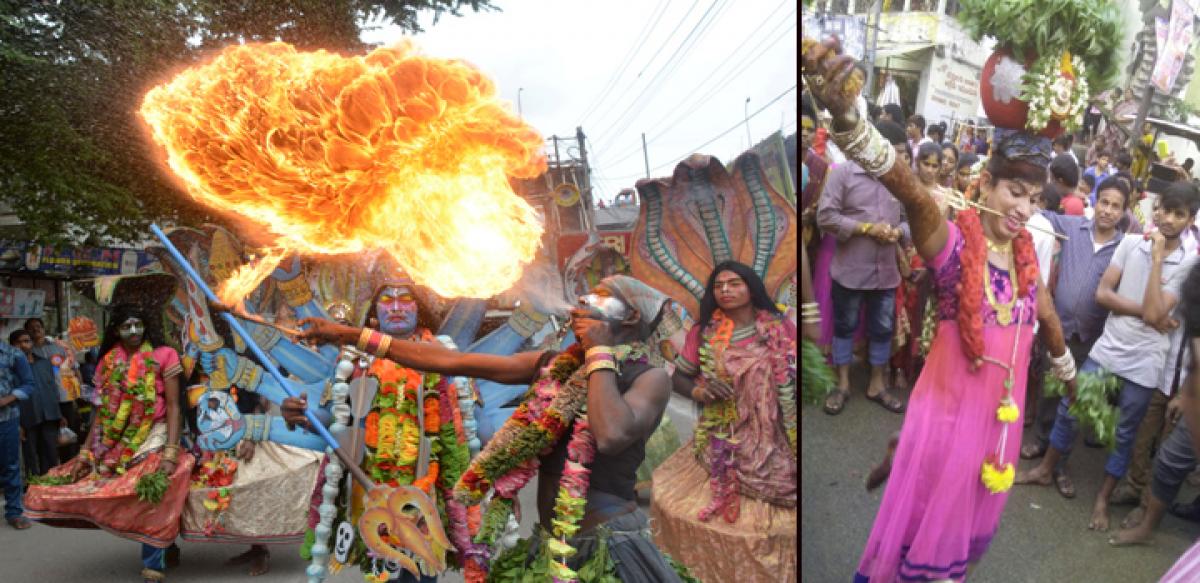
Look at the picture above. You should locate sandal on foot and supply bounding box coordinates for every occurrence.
[1020,442,1047,460]
[141,568,166,582]
[866,389,905,414]
[1054,469,1076,499]
[824,389,850,415]
[5,516,31,530]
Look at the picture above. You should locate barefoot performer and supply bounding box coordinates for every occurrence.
[803,37,1078,581]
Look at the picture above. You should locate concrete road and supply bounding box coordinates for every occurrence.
[0,394,698,582]
[802,377,1200,582]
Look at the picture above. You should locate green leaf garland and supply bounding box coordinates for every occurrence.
[1044,370,1120,450]
[801,340,836,406]
[135,470,170,504]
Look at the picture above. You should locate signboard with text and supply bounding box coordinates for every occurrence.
[0,288,45,319]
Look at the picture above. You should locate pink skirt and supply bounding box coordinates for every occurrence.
[855,320,1033,582]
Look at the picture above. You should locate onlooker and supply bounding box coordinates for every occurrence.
[1085,150,1114,204]
[955,152,979,193]
[959,125,977,153]
[25,318,81,461]
[0,329,34,529]
[1053,134,1079,166]
[817,120,912,416]
[880,103,903,125]
[939,142,958,189]
[926,122,946,147]
[1020,177,1130,499]
[1016,182,1200,533]
[1115,151,1133,175]
[907,114,928,163]
[1062,174,1093,216]
[11,329,60,477]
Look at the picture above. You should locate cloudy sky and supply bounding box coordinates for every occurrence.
[361,0,798,202]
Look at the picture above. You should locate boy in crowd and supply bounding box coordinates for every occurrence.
[1020,177,1130,498]
[1016,182,1200,531]
[1085,150,1114,204]
[11,329,61,477]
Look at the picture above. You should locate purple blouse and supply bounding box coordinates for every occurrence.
[928,221,1038,326]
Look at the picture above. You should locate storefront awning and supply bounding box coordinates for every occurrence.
[873,43,935,61]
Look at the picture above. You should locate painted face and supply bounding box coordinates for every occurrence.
[119,317,144,346]
[980,175,1038,243]
[1093,188,1125,231]
[577,290,629,322]
[1153,203,1193,240]
[375,285,418,337]
[713,270,751,312]
[917,154,941,186]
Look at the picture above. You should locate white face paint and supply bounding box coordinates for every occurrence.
[578,293,629,321]
[118,318,145,341]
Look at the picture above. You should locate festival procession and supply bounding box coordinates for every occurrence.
[801,0,1200,581]
[0,2,800,583]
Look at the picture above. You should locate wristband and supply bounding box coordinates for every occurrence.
[356,328,373,353]
[585,346,615,358]
[830,115,897,177]
[1049,350,1076,382]
[585,360,618,377]
[375,333,392,358]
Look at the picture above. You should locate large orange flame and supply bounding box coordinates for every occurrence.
[141,41,547,300]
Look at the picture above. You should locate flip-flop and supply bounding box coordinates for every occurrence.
[866,388,905,414]
[824,388,850,415]
[1054,469,1076,499]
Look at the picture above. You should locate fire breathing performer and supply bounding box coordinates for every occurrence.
[803,37,1080,581]
[25,304,195,583]
[283,276,693,582]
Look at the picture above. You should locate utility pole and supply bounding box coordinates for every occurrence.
[576,126,594,231]
[863,0,883,102]
[642,132,651,178]
[517,87,525,118]
[1128,85,1156,152]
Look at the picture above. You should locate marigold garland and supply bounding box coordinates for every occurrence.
[955,209,1039,363]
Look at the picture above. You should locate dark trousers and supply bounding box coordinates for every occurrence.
[1151,419,1197,505]
[58,401,80,461]
[0,417,22,519]
[23,420,59,476]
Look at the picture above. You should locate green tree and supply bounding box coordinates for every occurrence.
[0,0,496,246]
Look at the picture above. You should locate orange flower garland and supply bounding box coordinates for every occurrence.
[954,208,1040,362]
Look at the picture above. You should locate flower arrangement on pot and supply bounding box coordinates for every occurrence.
[957,0,1123,136]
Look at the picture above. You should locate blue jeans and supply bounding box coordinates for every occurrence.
[830,281,895,367]
[1048,358,1156,479]
[0,417,22,519]
[142,544,165,571]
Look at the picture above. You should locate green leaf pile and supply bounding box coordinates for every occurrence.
[801,340,836,406]
[1044,370,1120,451]
[26,474,73,487]
[135,470,169,505]
[956,0,1123,89]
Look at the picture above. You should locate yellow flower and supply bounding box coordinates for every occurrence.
[996,401,1020,424]
[981,461,1014,494]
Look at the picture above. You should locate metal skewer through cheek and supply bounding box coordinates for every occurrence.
[946,192,1068,241]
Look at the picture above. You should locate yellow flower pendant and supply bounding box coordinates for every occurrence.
[996,399,1020,424]
[981,461,1014,494]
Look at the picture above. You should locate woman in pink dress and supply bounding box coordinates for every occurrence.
[803,39,1079,581]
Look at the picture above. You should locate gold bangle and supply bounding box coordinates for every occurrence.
[585,346,615,359]
[585,360,618,377]
[375,333,392,358]
[357,328,373,353]
[860,222,873,235]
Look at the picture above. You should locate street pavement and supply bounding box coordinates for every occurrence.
[802,372,1200,582]
[0,394,698,582]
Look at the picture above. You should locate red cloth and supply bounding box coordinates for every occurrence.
[24,451,195,548]
[1061,195,1085,216]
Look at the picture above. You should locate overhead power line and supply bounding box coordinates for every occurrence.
[598,12,797,167]
[577,0,672,127]
[603,84,797,182]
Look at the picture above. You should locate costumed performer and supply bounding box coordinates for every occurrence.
[294,272,477,583]
[803,37,1079,581]
[650,260,797,583]
[284,275,691,583]
[25,305,195,583]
